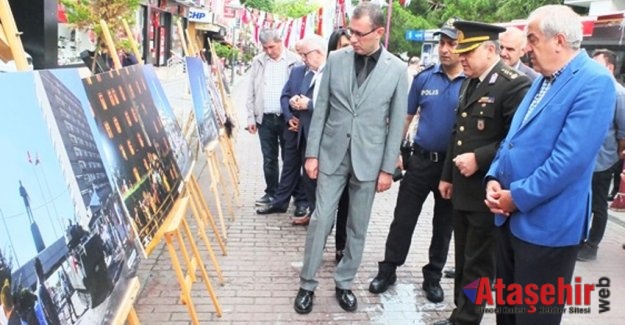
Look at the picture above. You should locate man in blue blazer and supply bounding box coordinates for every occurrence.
[287,35,328,226]
[485,5,616,325]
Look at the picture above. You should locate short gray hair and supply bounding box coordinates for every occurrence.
[501,27,527,49]
[528,5,582,50]
[304,34,327,55]
[483,40,501,55]
[259,28,282,45]
[352,2,385,29]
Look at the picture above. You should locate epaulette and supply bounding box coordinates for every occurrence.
[498,65,520,81]
[412,63,436,80]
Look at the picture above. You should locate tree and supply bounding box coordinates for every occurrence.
[241,0,275,12]
[60,0,142,47]
[274,0,319,18]
[386,1,433,57]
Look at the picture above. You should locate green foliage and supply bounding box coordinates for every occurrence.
[386,1,433,56]
[60,0,142,48]
[242,0,275,12]
[274,0,319,18]
[214,43,240,60]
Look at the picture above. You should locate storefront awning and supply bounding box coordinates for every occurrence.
[194,22,228,38]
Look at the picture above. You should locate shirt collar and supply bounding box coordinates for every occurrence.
[478,58,501,83]
[546,51,580,82]
[355,46,383,62]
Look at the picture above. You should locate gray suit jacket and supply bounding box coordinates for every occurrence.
[517,62,539,81]
[305,47,408,181]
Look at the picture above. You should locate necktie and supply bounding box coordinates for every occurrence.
[465,78,479,98]
[357,56,369,87]
[300,70,314,94]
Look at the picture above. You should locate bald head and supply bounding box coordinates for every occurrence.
[499,27,527,67]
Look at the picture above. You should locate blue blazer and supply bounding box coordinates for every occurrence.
[487,52,616,247]
[280,65,315,138]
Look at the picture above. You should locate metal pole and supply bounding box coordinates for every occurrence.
[0,208,20,268]
[384,0,393,48]
[231,26,236,86]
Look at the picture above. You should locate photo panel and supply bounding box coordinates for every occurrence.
[0,69,139,325]
[82,65,184,255]
[142,64,193,178]
[185,56,220,149]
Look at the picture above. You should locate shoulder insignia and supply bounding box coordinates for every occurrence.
[499,67,519,81]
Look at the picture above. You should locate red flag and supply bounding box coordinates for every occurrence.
[300,15,308,39]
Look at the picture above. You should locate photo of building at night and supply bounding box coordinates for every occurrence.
[82,65,183,253]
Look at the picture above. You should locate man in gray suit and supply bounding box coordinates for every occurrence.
[499,27,539,81]
[293,2,407,314]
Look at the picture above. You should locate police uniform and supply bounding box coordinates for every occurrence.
[439,20,531,325]
[377,62,465,286]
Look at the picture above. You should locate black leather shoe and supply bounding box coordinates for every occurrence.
[256,203,288,214]
[369,272,396,294]
[432,319,454,325]
[294,205,308,217]
[423,281,444,303]
[255,194,273,206]
[335,288,357,311]
[335,250,344,264]
[443,268,455,279]
[294,288,314,314]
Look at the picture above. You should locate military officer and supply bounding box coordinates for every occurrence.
[436,20,531,325]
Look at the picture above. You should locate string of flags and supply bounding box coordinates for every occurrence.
[239,0,353,48]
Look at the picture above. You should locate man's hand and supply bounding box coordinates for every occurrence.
[288,117,300,132]
[453,152,478,177]
[247,123,257,134]
[484,180,516,216]
[438,181,453,199]
[376,171,393,192]
[305,158,319,180]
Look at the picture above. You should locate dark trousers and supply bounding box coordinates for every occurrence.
[609,159,623,196]
[257,114,285,197]
[335,186,349,251]
[450,210,497,325]
[380,154,453,283]
[497,222,579,325]
[588,168,613,246]
[300,134,348,249]
[272,126,307,208]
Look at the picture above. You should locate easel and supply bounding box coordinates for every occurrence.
[180,29,239,223]
[158,196,223,323]
[0,0,29,70]
[111,277,141,325]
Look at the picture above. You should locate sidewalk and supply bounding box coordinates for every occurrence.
[134,70,625,324]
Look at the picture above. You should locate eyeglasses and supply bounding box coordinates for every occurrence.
[347,28,378,39]
[303,49,319,57]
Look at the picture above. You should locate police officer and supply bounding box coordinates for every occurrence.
[436,20,531,325]
[369,18,465,303]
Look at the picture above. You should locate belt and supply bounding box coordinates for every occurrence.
[412,144,445,163]
[264,112,282,117]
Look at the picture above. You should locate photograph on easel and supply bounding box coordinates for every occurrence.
[0,69,140,325]
[185,56,220,148]
[142,64,193,178]
[82,65,184,254]
[205,68,228,128]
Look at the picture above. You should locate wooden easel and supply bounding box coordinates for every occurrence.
[111,277,141,325]
[203,140,230,239]
[160,196,223,323]
[0,0,29,70]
